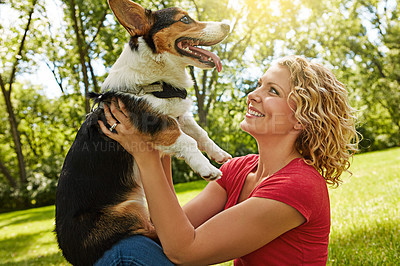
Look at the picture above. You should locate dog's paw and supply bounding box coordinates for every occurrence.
[197,164,222,181]
[211,149,232,164]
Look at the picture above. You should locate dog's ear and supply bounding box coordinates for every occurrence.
[108,0,152,37]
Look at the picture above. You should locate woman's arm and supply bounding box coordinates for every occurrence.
[160,155,175,194]
[182,181,227,229]
[99,99,305,265]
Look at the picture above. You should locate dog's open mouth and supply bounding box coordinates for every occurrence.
[176,38,222,72]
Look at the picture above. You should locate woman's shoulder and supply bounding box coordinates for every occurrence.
[280,158,324,181]
[217,154,259,189]
[255,158,328,201]
[220,154,258,172]
[224,154,259,166]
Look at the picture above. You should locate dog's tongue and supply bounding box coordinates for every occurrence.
[189,46,222,72]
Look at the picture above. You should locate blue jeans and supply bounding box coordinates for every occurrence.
[95,235,174,266]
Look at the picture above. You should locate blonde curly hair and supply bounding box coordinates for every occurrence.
[278,55,359,187]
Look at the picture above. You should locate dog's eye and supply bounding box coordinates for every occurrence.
[180,16,191,24]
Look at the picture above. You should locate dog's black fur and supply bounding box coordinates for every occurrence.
[55,91,177,265]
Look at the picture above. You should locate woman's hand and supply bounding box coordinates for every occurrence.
[98,98,159,163]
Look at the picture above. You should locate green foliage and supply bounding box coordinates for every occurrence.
[0,174,57,212]
[284,0,400,150]
[14,85,84,175]
[0,84,85,211]
[0,0,46,77]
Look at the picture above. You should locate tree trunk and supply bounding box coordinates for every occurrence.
[0,0,37,189]
[87,9,108,93]
[189,66,208,127]
[0,154,18,189]
[0,85,27,187]
[68,0,91,113]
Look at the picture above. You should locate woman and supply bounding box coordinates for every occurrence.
[96,55,358,265]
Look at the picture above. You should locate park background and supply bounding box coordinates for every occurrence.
[0,0,399,264]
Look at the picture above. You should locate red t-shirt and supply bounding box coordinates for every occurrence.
[216,154,330,265]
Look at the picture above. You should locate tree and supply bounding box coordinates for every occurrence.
[0,0,39,190]
[295,0,400,149]
[0,83,86,211]
[60,0,109,112]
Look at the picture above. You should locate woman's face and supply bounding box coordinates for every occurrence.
[240,64,300,138]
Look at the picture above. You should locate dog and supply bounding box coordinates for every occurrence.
[55,0,231,265]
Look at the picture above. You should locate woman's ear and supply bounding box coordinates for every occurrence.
[294,122,303,130]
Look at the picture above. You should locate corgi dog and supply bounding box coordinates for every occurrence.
[55,0,231,265]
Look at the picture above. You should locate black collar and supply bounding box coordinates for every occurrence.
[89,81,188,112]
[150,82,187,99]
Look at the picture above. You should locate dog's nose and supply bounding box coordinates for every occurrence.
[221,23,230,34]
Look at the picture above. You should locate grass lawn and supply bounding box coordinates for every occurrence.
[327,147,400,264]
[0,147,399,265]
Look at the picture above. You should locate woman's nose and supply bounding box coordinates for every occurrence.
[248,90,261,103]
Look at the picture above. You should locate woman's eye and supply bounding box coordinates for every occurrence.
[180,16,191,24]
[270,87,279,95]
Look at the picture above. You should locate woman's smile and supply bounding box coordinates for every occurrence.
[246,106,265,118]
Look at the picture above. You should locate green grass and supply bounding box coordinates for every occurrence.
[0,147,399,265]
[327,147,400,265]
[0,206,68,265]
